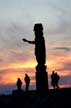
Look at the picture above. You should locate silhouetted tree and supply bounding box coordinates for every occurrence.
[24,74,30,91]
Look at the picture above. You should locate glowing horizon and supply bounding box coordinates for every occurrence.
[0,55,71,87]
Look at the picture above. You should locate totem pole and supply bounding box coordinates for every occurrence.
[34,24,48,92]
[22,23,48,93]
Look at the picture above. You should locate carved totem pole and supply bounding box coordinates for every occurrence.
[33,23,48,92]
[22,23,48,93]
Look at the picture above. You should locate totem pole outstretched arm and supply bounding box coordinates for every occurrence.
[22,38,35,44]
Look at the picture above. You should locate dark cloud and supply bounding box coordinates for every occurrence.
[59,75,71,87]
[8,49,30,63]
[0,76,3,80]
[0,59,3,62]
[0,67,35,75]
[0,70,8,74]
[54,47,71,52]
[24,68,35,74]
[56,62,71,72]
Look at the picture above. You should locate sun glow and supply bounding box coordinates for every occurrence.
[0,61,36,70]
[0,54,71,88]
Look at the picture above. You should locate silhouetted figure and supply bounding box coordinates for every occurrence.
[16,78,22,90]
[24,74,30,91]
[55,72,60,88]
[22,23,48,92]
[22,23,46,65]
[51,71,60,89]
[51,71,56,89]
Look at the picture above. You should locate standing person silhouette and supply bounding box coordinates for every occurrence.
[51,71,56,89]
[16,78,22,90]
[24,74,30,91]
[55,72,60,88]
[22,23,46,65]
[51,71,60,89]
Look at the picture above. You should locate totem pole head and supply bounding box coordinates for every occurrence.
[33,23,43,37]
[33,23,43,31]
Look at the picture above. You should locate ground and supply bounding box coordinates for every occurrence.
[0,88,71,108]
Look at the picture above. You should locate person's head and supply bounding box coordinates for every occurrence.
[33,23,43,37]
[18,78,20,81]
[25,73,28,77]
[52,71,55,74]
[55,72,57,75]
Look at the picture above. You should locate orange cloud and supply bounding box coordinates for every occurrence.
[0,51,71,89]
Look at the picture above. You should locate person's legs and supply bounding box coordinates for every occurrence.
[53,84,56,89]
[26,83,29,91]
[56,82,59,89]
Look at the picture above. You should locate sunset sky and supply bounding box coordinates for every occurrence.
[0,0,71,94]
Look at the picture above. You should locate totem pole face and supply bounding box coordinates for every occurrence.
[34,31,43,38]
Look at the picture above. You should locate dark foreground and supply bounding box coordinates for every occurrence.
[0,88,71,108]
